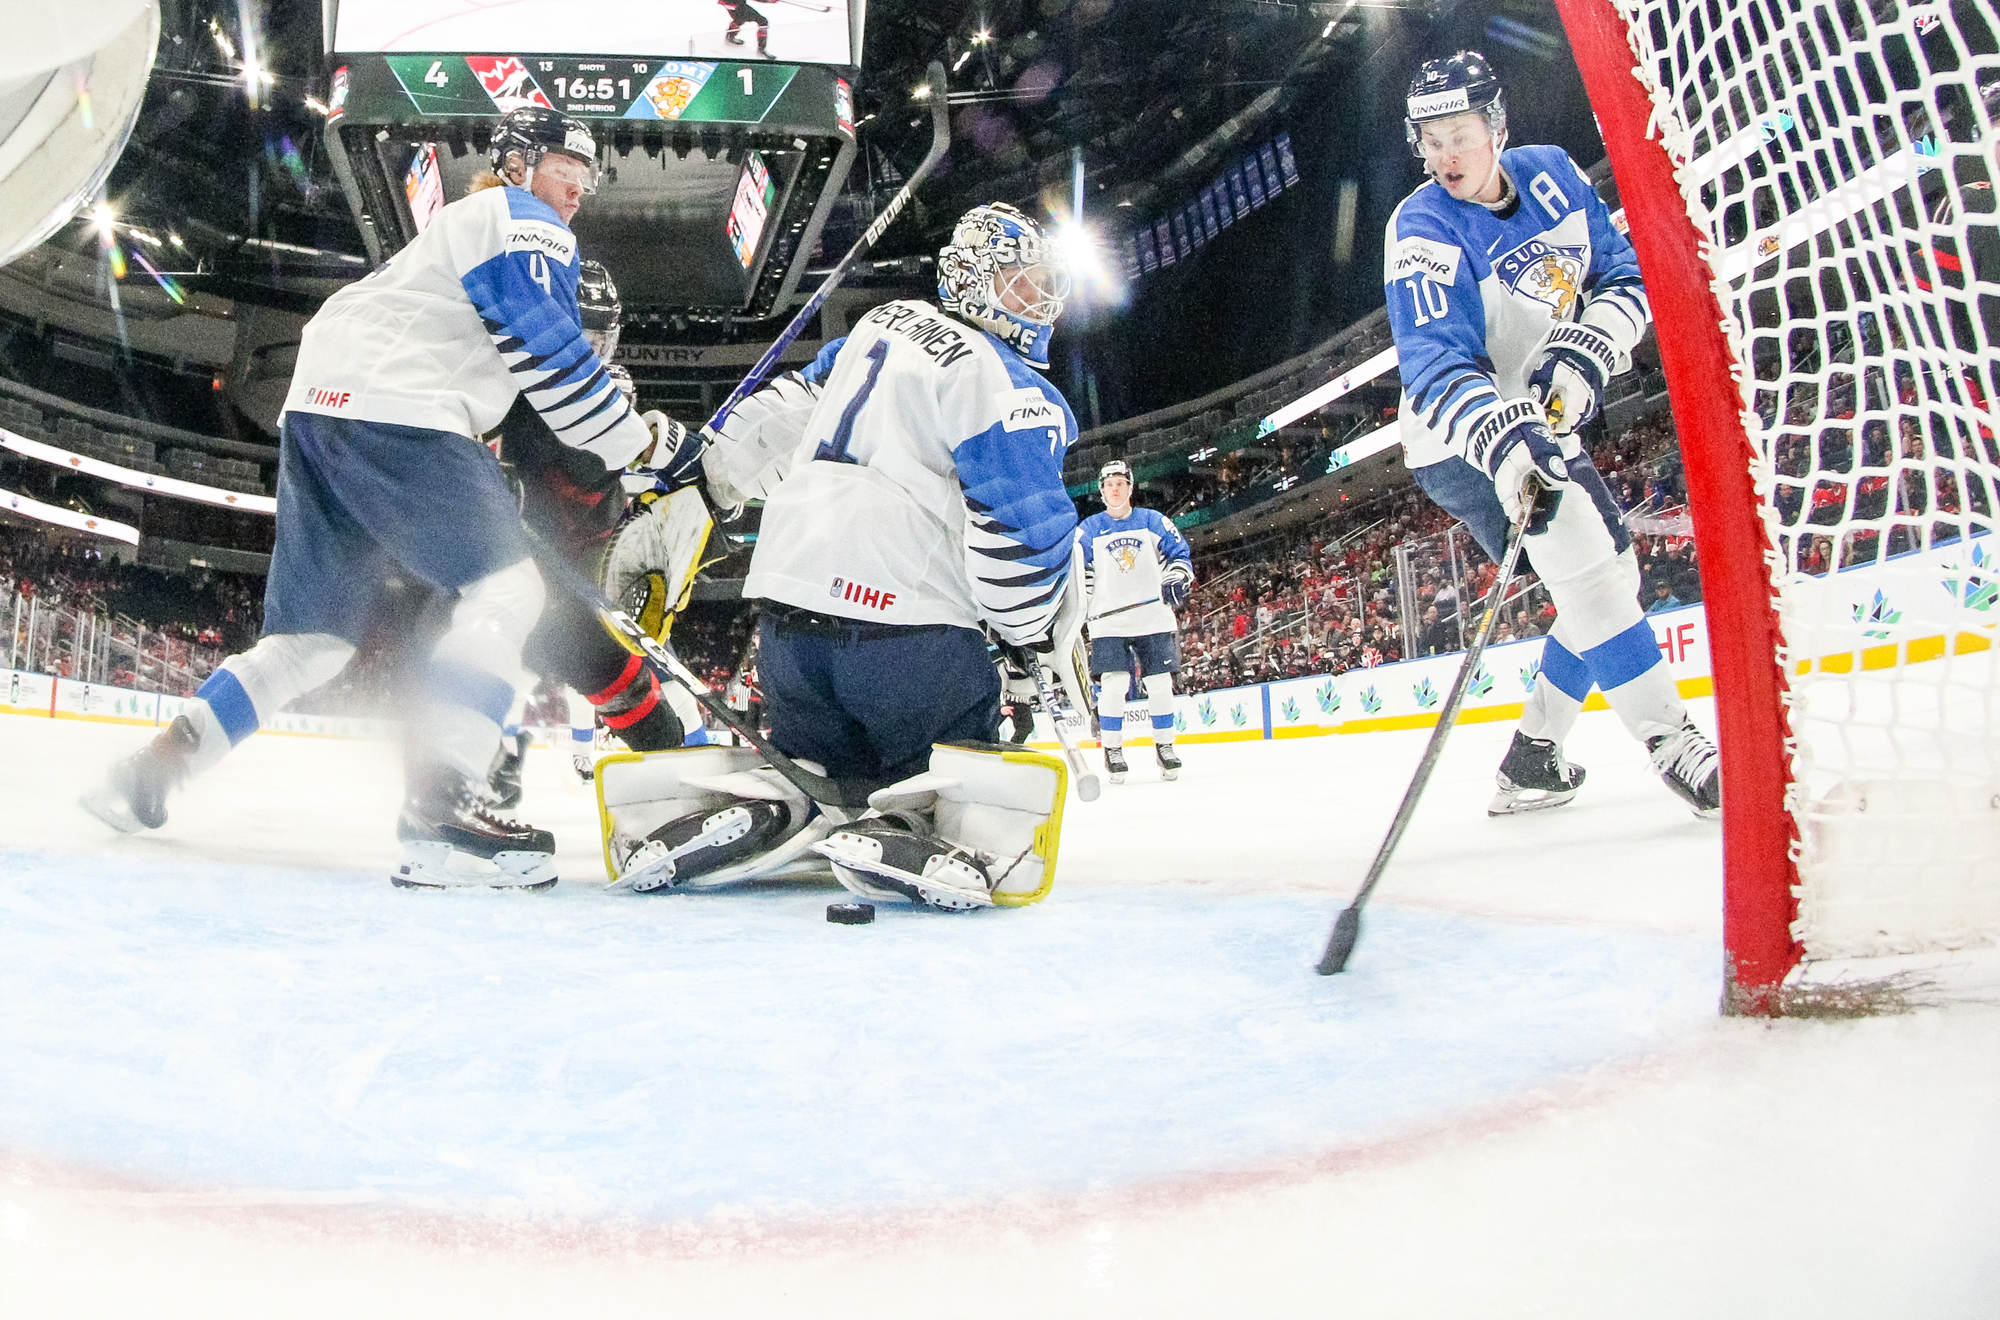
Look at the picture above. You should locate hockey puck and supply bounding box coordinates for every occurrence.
[827,902,876,925]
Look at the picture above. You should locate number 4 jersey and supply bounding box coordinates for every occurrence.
[744,298,1080,646]
[1384,143,1650,471]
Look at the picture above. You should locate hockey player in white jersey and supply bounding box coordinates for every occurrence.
[1077,459,1194,783]
[1386,51,1719,818]
[81,107,666,886]
[594,202,1093,910]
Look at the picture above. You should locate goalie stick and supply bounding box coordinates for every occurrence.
[703,60,951,435]
[1316,486,1541,976]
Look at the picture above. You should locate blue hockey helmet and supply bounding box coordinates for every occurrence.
[489,105,599,193]
[937,202,1072,369]
[1404,51,1506,157]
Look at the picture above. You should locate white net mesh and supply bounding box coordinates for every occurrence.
[1609,0,2000,957]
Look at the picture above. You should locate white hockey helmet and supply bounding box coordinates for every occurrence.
[1099,459,1132,486]
[937,202,1073,370]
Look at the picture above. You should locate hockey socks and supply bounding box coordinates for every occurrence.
[586,653,685,753]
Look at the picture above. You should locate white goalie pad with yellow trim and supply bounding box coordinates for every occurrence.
[858,742,1069,907]
[595,745,832,891]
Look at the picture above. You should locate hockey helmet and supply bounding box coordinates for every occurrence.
[1099,459,1133,486]
[578,258,622,359]
[1404,50,1506,158]
[489,106,599,193]
[937,202,1072,370]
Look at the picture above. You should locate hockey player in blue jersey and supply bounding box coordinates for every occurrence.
[1077,459,1195,783]
[81,107,667,886]
[594,203,1094,910]
[1386,51,1720,817]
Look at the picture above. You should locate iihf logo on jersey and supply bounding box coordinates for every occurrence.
[1494,239,1587,320]
[829,576,898,611]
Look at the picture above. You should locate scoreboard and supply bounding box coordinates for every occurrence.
[318,1,864,321]
[329,54,854,135]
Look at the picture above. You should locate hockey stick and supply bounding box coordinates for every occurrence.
[1029,658,1102,802]
[1089,596,1162,622]
[703,60,951,433]
[770,0,834,10]
[523,528,872,808]
[1316,487,1541,976]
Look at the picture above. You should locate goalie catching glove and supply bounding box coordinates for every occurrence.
[1525,320,1622,435]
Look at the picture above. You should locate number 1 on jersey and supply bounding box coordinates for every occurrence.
[815,339,889,464]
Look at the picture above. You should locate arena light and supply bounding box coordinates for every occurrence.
[953,50,972,72]
[90,203,116,240]
[208,19,235,62]
[972,29,992,45]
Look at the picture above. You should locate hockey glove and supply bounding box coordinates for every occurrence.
[1525,321,1620,435]
[700,371,823,511]
[628,411,704,495]
[1474,399,1568,533]
[1161,560,1194,608]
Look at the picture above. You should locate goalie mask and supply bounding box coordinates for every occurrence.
[489,105,600,194]
[937,202,1072,370]
[1404,50,1507,159]
[578,258,622,359]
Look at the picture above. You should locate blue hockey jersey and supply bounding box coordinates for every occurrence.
[1077,507,1192,639]
[1384,143,1650,470]
[283,183,650,471]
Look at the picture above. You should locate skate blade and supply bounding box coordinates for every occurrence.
[1486,786,1580,816]
[392,841,557,891]
[813,835,994,911]
[78,784,148,834]
[606,839,677,894]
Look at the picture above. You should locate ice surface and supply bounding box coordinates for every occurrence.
[1,703,1995,1318]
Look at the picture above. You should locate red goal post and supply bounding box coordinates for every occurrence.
[1555,0,2000,1013]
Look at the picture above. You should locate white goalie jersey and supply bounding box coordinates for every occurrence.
[742,299,1081,646]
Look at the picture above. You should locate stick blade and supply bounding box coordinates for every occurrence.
[1316,907,1362,976]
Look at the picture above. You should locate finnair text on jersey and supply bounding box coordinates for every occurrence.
[863,303,974,368]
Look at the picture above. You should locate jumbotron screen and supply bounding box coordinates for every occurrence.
[329,0,860,68]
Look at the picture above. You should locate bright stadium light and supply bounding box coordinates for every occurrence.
[91,202,116,239]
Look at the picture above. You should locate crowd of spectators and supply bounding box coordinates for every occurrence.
[1,525,261,691]
[1169,404,1701,694]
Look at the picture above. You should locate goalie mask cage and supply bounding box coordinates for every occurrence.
[1554,0,2000,1013]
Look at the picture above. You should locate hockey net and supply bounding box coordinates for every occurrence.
[1559,0,2000,1009]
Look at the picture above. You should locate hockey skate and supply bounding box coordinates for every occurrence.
[80,715,200,833]
[1645,718,1722,819]
[485,730,529,809]
[1489,730,1585,815]
[608,798,798,894]
[393,768,558,890]
[1104,745,1129,784]
[1155,743,1182,781]
[814,817,995,911]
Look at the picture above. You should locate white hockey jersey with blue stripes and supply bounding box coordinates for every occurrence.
[744,299,1079,646]
[1078,507,1192,639]
[282,184,650,470]
[1384,144,1649,471]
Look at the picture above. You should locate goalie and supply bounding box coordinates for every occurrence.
[596,202,1094,910]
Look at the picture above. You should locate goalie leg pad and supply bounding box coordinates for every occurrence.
[842,742,1068,906]
[596,744,828,890]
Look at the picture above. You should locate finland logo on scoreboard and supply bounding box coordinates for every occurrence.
[1494,238,1588,320]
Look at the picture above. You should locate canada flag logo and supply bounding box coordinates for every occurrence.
[468,56,552,112]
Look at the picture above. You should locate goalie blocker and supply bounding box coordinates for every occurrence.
[596,741,1069,909]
